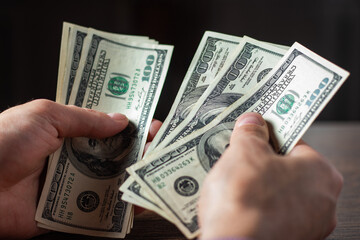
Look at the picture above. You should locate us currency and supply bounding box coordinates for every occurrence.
[152,36,287,152]
[56,22,157,105]
[36,28,173,237]
[122,35,288,217]
[50,22,159,171]
[144,31,242,156]
[128,42,349,238]
[119,176,173,222]
[56,22,87,104]
[51,22,157,168]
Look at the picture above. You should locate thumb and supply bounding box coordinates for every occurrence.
[230,112,270,148]
[19,100,129,139]
[53,105,129,139]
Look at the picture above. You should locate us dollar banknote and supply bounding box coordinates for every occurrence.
[152,36,287,152]
[35,26,173,237]
[49,22,158,176]
[51,22,157,169]
[144,31,242,156]
[127,42,349,238]
[119,176,174,223]
[56,22,88,105]
[56,22,156,105]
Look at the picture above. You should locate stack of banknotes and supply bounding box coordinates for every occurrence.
[35,22,173,238]
[35,22,349,239]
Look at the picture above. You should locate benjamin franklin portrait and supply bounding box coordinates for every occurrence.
[175,86,241,132]
[66,122,137,179]
[174,86,208,122]
[197,122,234,172]
[196,93,242,126]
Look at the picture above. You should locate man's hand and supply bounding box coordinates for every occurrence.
[198,112,343,240]
[0,99,160,239]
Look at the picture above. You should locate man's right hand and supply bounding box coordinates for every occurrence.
[198,112,343,240]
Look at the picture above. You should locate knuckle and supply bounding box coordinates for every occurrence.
[82,108,98,114]
[313,149,325,160]
[240,124,266,136]
[239,134,273,155]
[235,126,269,145]
[28,99,55,115]
[253,136,272,150]
[318,156,343,185]
[27,100,64,135]
[31,98,53,107]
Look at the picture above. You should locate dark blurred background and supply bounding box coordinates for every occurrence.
[1,0,359,121]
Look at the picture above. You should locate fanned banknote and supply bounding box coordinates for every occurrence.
[35,23,173,238]
[56,22,155,105]
[152,36,287,152]
[126,42,349,238]
[144,31,242,156]
[119,176,173,223]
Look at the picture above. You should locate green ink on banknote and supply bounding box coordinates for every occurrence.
[305,77,329,107]
[276,94,295,114]
[108,76,129,95]
[142,55,155,82]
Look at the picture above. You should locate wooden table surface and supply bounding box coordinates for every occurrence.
[32,122,360,240]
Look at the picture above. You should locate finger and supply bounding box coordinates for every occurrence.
[134,206,146,215]
[29,100,129,139]
[290,139,344,198]
[59,107,129,138]
[288,139,321,158]
[147,119,163,142]
[230,112,270,148]
[144,142,152,155]
[295,139,306,146]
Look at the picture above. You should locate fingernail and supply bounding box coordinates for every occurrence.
[236,113,264,127]
[108,113,127,121]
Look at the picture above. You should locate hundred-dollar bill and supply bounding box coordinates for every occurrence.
[56,22,87,104]
[36,29,173,237]
[56,22,156,105]
[152,36,287,152]
[144,31,242,156]
[119,176,173,222]
[51,22,157,169]
[128,42,349,238]
[50,23,90,169]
